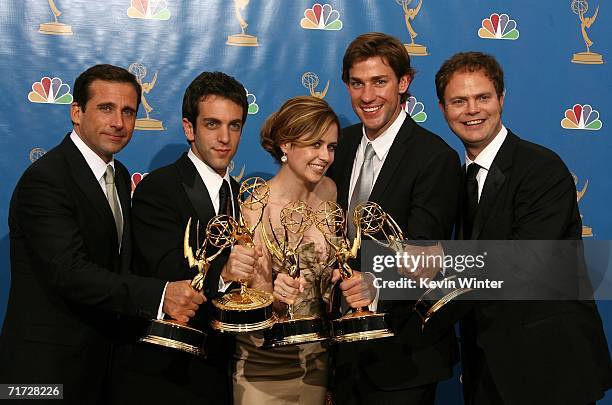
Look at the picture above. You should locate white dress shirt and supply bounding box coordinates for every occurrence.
[348,110,408,311]
[348,109,407,202]
[465,125,508,202]
[70,130,123,220]
[187,149,236,216]
[187,149,235,293]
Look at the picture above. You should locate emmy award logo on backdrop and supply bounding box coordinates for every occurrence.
[227,0,259,47]
[301,72,329,99]
[573,173,594,237]
[228,160,246,183]
[396,0,428,56]
[571,0,604,64]
[39,0,73,35]
[29,148,47,163]
[128,63,165,131]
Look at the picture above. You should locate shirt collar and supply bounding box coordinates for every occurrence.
[465,125,508,171]
[187,149,231,197]
[360,109,407,160]
[70,130,114,181]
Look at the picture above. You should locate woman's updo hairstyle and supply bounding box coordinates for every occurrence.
[260,96,340,163]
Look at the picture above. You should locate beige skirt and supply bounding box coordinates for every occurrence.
[233,332,328,405]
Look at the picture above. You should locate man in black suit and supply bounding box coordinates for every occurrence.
[436,51,612,405]
[327,32,462,405]
[110,72,259,404]
[0,64,205,404]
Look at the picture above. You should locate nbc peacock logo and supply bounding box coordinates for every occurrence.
[402,96,427,123]
[561,104,602,130]
[28,76,73,104]
[478,13,520,40]
[246,88,259,115]
[300,3,343,30]
[131,172,148,196]
[127,0,171,20]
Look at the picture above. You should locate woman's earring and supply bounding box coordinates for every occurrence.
[280,153,288,163]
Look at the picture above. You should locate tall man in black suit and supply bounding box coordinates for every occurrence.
[436,51,612,405]
[327,32,462,405]
[0,64,205,404]
[110,72,259,404]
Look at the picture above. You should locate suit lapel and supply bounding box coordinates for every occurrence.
[230,177,240,219]
[457,164,468,240]
[60,135,117,243]
[336,127,361,209]
[176,153,216,224]
[471,133,516,239]
[114,163,131,261]
[369,116,414,204]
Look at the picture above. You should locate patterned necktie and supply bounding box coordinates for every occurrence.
[218,180,232,216]
[104,165,123,246]
[347,143,376,240]
[463,163,481,239]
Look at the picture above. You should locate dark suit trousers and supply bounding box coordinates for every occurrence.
[333,366,436,405]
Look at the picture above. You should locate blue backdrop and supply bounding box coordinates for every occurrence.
[1,0,610,402]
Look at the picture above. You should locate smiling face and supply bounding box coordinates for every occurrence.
[281,124,338,185]
[183,95,244,176]
[70,80,138,163]
[346,56,410,140]
[439,69,504,160]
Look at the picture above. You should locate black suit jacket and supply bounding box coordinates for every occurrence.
[110,153,234,404]
[0,135,165,404]
[459,131,612,405]
[327,115,462,396]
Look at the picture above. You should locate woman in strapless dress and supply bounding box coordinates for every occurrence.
[233,96,339,405]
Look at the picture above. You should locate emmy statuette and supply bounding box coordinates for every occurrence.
[39,0,73,35]
[128,63,165,131]
[301,72,329,99]
[227,0,259,47]
[211,178,277,333]
[313,201,394,343]
[356,202,473,328]
[397,0,428,56]
[140,215,234,356]
[261,201,329,349]
[571,0,604,64]
[574,173,593,237]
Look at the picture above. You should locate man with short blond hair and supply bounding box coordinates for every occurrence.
[437,51,612,405]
